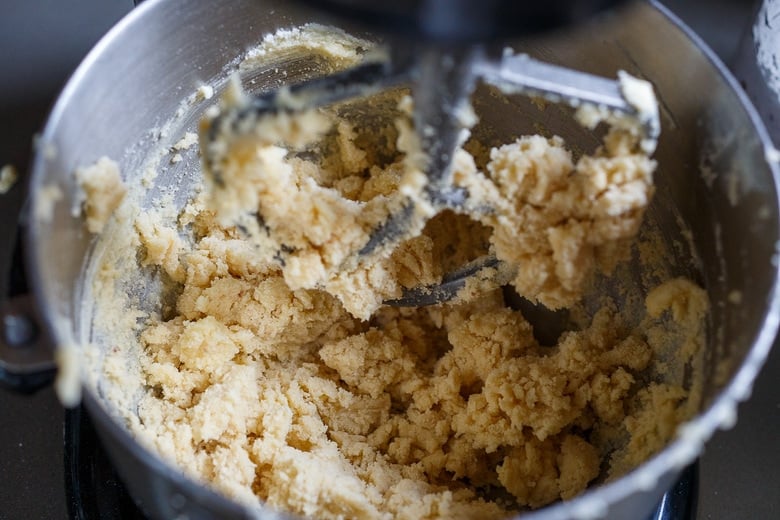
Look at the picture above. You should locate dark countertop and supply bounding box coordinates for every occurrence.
[0,4,132,518]
[0,1,775,519]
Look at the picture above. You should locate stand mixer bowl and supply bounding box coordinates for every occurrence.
[24,0,780,518]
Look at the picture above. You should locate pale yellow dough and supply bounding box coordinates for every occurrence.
[0,164,18,194]
[75,156,126,233]
[83,24,708,520]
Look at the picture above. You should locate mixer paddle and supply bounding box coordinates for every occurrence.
[200,47,659,306]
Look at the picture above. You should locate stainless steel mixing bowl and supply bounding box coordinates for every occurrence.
[14,0,780,518]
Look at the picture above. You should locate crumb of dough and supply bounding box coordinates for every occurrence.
[727,290,743,305]
[172,131,199,151]
[81,23,707,520]
[646,277,709,328]
[34,183,63,223]
[0,164,18,193]
[135,212,185,282]
[197,85,214,101]
[75,156,127,233]
[54,342,81,407]
[33,136,59,161]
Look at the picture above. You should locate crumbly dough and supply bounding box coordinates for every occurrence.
[75,156,126,233]
[0,164,17,194]
[456,130,654,309]
[82,24,708,520]
[205,93,433,320]
[118,233,704,518]
[173,131,199,151]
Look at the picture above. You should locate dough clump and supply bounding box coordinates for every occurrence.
[75,156,126,233]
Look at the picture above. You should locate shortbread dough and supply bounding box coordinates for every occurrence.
[81,24,708,520]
